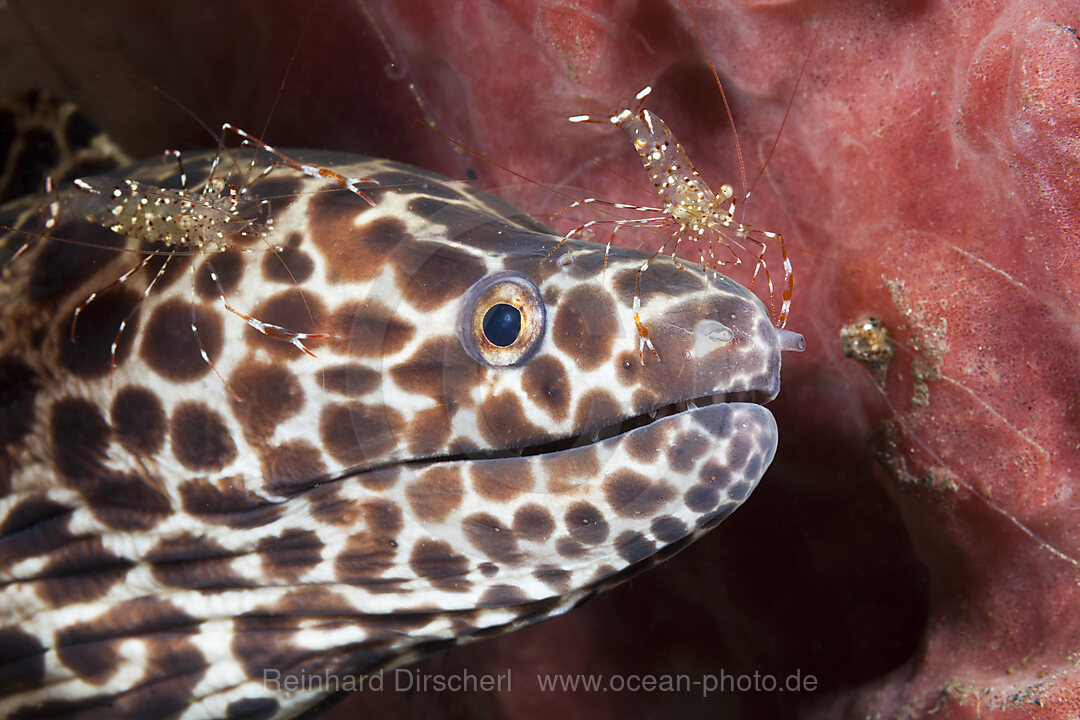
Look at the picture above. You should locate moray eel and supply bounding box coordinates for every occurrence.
[0,148,802,719]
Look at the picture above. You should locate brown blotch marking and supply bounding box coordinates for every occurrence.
[478,584,528,608]
[195,248,244,299]
[0,356,39,447]
[478,562,499,577]
[178,478,284,529]
[364,499,403,536]
[394,240,486,312]
[615,530,656,564]
[34,536,133,606]
[684,484,719,514]
[85,472,172,532]
[319,402,403,467]
[477,392,545,447]
[533,565,570,593]
[50,397,109,481]
[463,512,521,564]
[614,260,699,302]
[60,288,140,378]
[247,290,327,359]
[612,267,639,302]
[226,698,280,720]
[249,175,304,222]
[273,588,359,616]
[624,426,661,464]
[231,613,314,683]
[329,300,416,358]
[405,405,453,456]
[409,539,470,592]
[544,447,600,494]
[565,502,609,545]
[631,387,660,414]
[699,461,737,491]
[390,335,480,408]
[260,440,327,495]
[470,462,534,503]
[513,503,555,542]
[555,536,586,558]
[0,627,47,694]
[406,466,463,524]
[358,467,400,492]
[668,430,711,473]
[55,597,199,687]
[262,232,314,284]
[730,480,754,502]
[144,243,193,292]
[171,402,236,471]
[141,297,223,381]
[319,363,380,397]
[335,529,401,593]
[603,470,672,518]
[552,285,618,371]
[229,362,303,441]
[308,197,401,282]
[588,563,618,587]
[256,528,324,582]
[28,221,123,304]
[742,444,767,487]
[521,354,571,422]
[725,432,755,473]
[110,385,166,455]
[307,485,361,527]
[0,496,73,570]
[573,388,622,431]
[124,631,207,718]
[617,351,643,386]
[651,515,689,544]
[147,533,250,590]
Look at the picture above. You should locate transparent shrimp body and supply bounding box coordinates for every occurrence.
[62,175,246,251]
[615,107,738,233]
[605,94,791,329]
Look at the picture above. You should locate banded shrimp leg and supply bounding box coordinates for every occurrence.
[221,123,381,206]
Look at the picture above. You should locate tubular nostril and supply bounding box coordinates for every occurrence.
[776,328,806,353]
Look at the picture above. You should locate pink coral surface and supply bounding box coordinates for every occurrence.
[2,0,1078,717]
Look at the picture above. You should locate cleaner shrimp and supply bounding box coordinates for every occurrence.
[13,134,376,391]
[553,9,820,347]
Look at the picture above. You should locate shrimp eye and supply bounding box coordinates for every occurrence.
[460,273,545,367]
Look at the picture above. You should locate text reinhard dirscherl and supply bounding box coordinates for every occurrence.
[262,668,818,697]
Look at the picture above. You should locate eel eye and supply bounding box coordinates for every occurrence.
[483,304,521,347]
[460,273,545,367]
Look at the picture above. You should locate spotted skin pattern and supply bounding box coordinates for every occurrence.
[0,149,798,719]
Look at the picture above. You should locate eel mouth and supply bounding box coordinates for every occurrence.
[465,390,776,461]
[325,390,778,488]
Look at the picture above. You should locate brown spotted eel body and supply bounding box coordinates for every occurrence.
[0,148,802,719]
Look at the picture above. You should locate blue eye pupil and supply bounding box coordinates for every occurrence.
[482,303,521,347]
